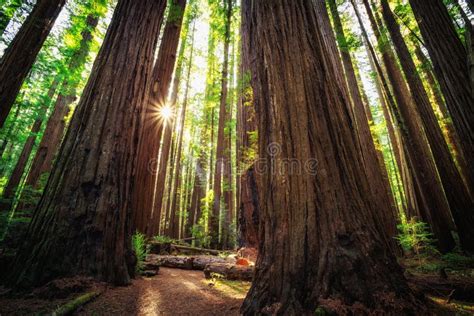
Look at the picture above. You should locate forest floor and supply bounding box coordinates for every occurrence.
[0,268,250,315]
[77,267,248,315]
[1,255,474,315]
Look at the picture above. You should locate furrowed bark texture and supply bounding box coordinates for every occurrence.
[328,0,399,252]
[9,0,166,288]
[241,0,422,314]
[0,0,66,127]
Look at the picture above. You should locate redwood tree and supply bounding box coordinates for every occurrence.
[9,0,166,288]
[328,0,398,251]
[134,0,188,236]
[409,0,474,191]
[380,0,474,252]
[0,0,66,128]
[356,0,455,252]
[210,0,233,249]
[241,0,422,313]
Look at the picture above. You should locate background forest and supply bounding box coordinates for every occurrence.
[0,0,473,314]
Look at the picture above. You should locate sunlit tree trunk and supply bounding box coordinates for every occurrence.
[328,0,399,252]
[241,0,423,313]
[0,0,66,128]
[210,0,232,249]
[409,0,474,193]
[8,0,166,288]
[133,0,187,235]
[236,10,259,249]
[381,0,474,252]
[356,0,455,252]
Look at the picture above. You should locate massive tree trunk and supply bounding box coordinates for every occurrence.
[132,0,187,235]
[8,0,166,288]
[327,0,399,252]
[409,0,474,192]
[210,0,232,249]
[357,0,455,252]
[381,0,474,253]
[0,0,66,128]
[240,0,423,313]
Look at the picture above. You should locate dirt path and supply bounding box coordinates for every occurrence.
[76,268,247,315]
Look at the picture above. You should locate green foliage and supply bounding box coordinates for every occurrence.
[441,253,474,270]
[396,218,438,256]
[191,221,210,248]
[153,235,176,244]
[132,232,149,273]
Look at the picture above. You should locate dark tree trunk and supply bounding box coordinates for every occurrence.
[8,0,166,288]
[381,0,474,252]
[0,0,66,128]
[210,0,232,249]
[357,0,455,252]
[328,0,399,252]
[132,0,187,235]
[409,0,474,192]
[240,0,423,313]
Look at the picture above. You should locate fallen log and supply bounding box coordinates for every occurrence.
[204,263,254,281]
[152,255,194,270]
[145,254,231,271]
[52,291,99,315]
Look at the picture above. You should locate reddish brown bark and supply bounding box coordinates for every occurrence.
[413,42,469,189]
[358,0,455,252]
[381,0,474,252]
[409,0,474,193]
[0,0,66,127]
[8,0,166,288]
[236,9,259,249]
[241,0,423,313]
[328,0,399,252]
[132,0,187,235]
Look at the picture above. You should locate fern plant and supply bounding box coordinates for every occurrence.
[132,232,149,273]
